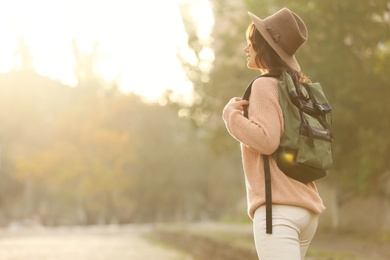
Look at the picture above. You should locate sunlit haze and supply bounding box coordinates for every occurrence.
[0,0,213,102]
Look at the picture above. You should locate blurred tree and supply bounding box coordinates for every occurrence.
[72,39,119,99]
[13,96,137,224]
[1,32,233,225]
[14,36,34,72]
[4,84,226,224]
[178,0,251,223]
[0,69,74,224]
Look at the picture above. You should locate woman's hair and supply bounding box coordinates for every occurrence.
[246,23,309,88]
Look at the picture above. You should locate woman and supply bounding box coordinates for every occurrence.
[222,8,325,260]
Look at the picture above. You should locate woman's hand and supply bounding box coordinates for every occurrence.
[224,97,250,111]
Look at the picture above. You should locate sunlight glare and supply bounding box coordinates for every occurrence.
[0,0,214,103]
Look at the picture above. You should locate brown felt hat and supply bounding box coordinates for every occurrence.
[248,8,307,72]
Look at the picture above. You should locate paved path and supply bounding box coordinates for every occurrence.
[0,225,194,260]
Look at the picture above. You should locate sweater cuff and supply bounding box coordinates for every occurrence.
[222,106,237,123]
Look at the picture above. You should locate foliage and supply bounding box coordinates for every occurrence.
[0,32,248,225]
[0,68,248,225]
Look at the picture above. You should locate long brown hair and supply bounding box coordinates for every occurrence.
[246,23,309,89]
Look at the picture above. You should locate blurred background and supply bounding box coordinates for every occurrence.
[0,0,389,237]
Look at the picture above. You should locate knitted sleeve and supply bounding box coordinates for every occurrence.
[222,77,283,155]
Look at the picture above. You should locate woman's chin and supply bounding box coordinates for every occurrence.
[247,63,259,69]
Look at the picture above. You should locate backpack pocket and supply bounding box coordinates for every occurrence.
[296,134,333,170]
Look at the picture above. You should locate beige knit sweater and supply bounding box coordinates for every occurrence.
[222,77,325,219]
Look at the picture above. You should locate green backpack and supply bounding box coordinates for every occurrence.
[242,71,334,233]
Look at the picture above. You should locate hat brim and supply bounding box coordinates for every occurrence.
[248,12,301,72]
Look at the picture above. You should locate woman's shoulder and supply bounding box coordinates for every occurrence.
[252,76,279,92]
[248,76,280,102]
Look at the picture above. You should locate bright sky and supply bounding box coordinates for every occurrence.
[0,0,213,103]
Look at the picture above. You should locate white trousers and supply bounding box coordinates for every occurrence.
[253,205,319,260]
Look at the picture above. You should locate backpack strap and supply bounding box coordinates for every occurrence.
[242,72,280,117]
[242,72,280,234]
[263,154,272,234]
[242,77,260,118]
[301,84,335,140]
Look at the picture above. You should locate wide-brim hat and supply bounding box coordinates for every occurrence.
[248,8,307,72]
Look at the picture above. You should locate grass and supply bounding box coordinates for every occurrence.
[307,248,357,259]
[144,231,197,259]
